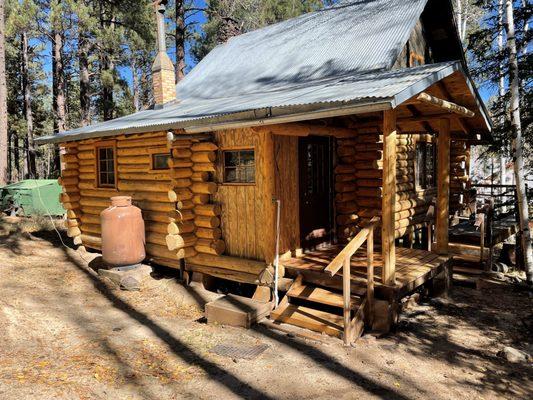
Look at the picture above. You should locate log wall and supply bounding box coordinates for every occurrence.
[335,131,436,241]
[59,132,186,265]
[450,140,470,214]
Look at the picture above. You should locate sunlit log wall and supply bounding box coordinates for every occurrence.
[336,131,437,242]
[58,131,228,270]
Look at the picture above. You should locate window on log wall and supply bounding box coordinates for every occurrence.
[97,146,116,188]
[223,149,255,184]
[152,153,170,170]
[415,142,435,189]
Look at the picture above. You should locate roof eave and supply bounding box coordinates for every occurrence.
[35,99,394,144]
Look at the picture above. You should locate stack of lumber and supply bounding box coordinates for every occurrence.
[189,141,226,256]
[450,140,470,214]
[59,143,83,245]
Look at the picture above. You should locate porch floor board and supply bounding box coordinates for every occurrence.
[282,245,452,299]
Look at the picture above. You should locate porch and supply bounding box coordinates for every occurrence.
[282,245,452,300]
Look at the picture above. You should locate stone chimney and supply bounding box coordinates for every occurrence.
[152,1,176,106]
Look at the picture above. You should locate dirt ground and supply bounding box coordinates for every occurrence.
[0,216,532,400]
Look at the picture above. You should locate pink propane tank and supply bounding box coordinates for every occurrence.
[101,196,145,266]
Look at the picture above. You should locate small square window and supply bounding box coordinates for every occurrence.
[152,153,170,170]
[97,146,116,188]
[223,149,255,184]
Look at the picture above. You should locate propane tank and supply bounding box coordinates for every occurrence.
[101,196,145,266]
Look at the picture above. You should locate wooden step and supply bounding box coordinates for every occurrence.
[270,301,344,338]
[287,282,363,309]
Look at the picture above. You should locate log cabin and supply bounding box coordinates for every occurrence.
[37,0,492,344]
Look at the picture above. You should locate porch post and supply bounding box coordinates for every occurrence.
[436,118,451,254]
[382,109,396,285]
[260,129,277,264]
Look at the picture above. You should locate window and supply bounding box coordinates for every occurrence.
[415,142,435,189]
[223,149,255,184]
[97,146,116,188]
[152,153,170,170]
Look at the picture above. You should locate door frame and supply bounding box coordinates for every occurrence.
[297,135,336,250]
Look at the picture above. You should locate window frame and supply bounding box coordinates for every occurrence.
[221,147,256,185]
[415,141,436,191]
[95,140,117,189]
[151,152,171,170]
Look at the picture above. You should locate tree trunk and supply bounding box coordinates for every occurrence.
[175,0,186,82]
[52,21,66,175]
[505,0,533,284]
[22,31,37,178]
[79,32,91,126]
[0,0,8,185]
[498,0,506,187]
[132,57,140,112]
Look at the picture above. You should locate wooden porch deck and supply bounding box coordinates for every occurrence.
[282,245,452,299]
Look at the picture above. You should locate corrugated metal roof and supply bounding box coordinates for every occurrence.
[177,0,429,99]
[38,62,467,143]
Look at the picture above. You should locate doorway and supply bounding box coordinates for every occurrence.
[298,136,334,250]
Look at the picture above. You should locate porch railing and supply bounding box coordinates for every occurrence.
[324,216,380,345]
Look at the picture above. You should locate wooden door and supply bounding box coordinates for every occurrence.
[298,136,334,249]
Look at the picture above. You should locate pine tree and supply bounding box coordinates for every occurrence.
[0,0,8,184]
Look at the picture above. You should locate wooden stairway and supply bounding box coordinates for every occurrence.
[271,217,380,345]
[271,275,367,340]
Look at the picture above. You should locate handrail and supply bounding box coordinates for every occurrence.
[324,216,380,345]
[324,216,381,277]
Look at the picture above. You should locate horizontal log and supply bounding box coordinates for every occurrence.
[58,176,79,186]
[195,215,220,228]
[191,142,218,152]
[117,155,151,165]
[80,223,100,235]
[118,181,171,192]
[61,154,78,163]
[167,221,195,235]
[165,233,196,251]
[337,146,356,157]
[185,264,259,285]
[80,206,105,216]
[192,194,210,205]
[146,243,180,261]
[80,197,110,208]
[171,148,192,159]
[77,151,95,160]
[196,227,222,240]
[194,204,221,216]
[60,193,80,203]
[168,159,193,168]
[80,234,102,250]
[62,169,79,178]
[62,201,81,210]
[171,168,193,179]
[177,200,194,210]
[191,151,216,163]
[78,181,96,190]
[117,138,167,148]
[119,173,171,182]
[67,226,81,238]
[336,213,358,226]
[191,171,210,182]
[171,178,192,188]
[117,164,149,173]
[117,146,167,157]
[187,253,266,275]
[192,163,216,173]
[192,182,217,195]
[67,209,82,219]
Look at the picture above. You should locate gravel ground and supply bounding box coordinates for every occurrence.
[0,216,531,400]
